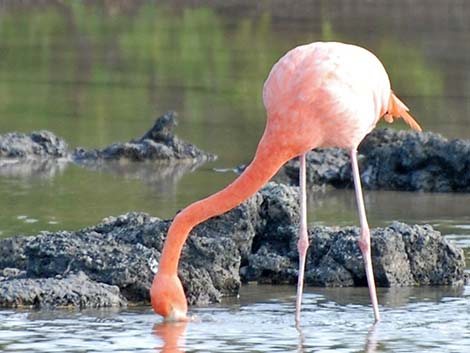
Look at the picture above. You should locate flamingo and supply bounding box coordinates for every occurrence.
[150,41,421,323]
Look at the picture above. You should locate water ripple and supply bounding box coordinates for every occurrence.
[0,286,469,352]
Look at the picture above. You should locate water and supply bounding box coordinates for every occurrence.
[1,0,470,351]
[1,285,469,352]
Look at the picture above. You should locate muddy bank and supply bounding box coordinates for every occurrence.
[280,128,470,192]
[0,183,465,309]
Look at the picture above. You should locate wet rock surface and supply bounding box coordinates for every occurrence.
[0,271,126,309]
[0,197,262,308]
[72,112,216,163]
[281,128,470,192]
[246,222,465,287]
[0,183,465,309]
[280,147,349,189]
[0,112,215,180]
[0,131,68,160]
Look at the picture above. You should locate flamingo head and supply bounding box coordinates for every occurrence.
[150,273,188,321]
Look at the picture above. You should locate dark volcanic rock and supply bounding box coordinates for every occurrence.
[0,272,126,308]
[281,148,349,189]
[395,222,466,285]
[245,221,465,287]
[0,189,261,308]
[175,192,262,304]
[0,236,31,270]
[0,213,163,306]
[72,112,216,163]
[24,224,160,302]
[281,128,470,192]
[0,130,68,159]
[357,128,470,191]
[0,113,215,181]
[0,183,465,309]
[254,183,300,251]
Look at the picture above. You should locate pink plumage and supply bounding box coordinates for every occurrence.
[263,42,393,150]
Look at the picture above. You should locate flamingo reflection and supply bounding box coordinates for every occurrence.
[154,321,188,353]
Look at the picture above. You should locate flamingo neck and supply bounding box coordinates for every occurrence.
[158,140,289,275]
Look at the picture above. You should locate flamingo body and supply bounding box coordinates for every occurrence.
[263,42,390,152]
[150,41,421,323]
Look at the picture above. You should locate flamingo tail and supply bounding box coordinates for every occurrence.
[385,93,422,132]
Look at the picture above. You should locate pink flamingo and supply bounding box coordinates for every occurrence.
[150,41,421,323]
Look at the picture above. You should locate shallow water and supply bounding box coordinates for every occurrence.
[1,285,469,352]
[1,0,470,238]
[1,1,470,352]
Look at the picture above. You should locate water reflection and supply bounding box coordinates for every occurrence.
[309,187,470,229]
[154,322,187,353]
[75,160,207,193]
[0,156,206,198]
[153,314,381,353]
[240,285,468,352]
[297,322,380,353]
[295,322,306,353]
[0,283,469,352]
[312,285,465,308]
[0,159,68,179]
[364,323,379,353]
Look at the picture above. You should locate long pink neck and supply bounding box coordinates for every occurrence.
[158,137,291,275]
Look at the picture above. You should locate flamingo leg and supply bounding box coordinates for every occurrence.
[350,148,380,322]
[295,153,309,325]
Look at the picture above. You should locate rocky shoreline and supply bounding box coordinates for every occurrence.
[0,183,465,309]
